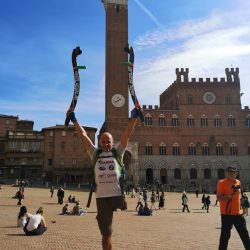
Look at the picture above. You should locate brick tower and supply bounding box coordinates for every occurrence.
[100,0,129,140]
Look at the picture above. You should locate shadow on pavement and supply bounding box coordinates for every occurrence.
[7,233,25,236]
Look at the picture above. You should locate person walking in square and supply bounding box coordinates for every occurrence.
[150,191,157,210]
[50,186,54,198]
[143,189,147,204]
[17,187,24,206]
[217,166,250,250]
[205,195,211,213]
[201,194,206,210]
[182,192,190,213]
[195,188,199,198]
[136,192,143,211]
[241,193,250,216]
[57,187,64,204]
[158,192,165,209]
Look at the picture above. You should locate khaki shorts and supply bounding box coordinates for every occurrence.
[96,196,127,236]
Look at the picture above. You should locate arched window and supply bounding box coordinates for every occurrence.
[188,143,196,156]
[246,115,250,127]
[145,142,153,155]
[214,115,222,127]
[190,168,197,179]
[187,115,195,127]
[174,168,181,179]
[201,115,208,128]
[204,168,211,179]
[173,143,180,156]
[202,143,210,156]
[228,115,236,128]
[158,114,166,127]
[216,143,223,156]
[145,113,152,126]
[230,143,238,156]
[172,114,179,127]
[218,168,225,179]
[159,143,166,155]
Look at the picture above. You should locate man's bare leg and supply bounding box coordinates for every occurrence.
[102,234,112,250]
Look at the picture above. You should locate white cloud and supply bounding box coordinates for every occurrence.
[132,7,250,108]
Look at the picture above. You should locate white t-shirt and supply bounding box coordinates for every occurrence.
[17,216,27,228]
[26,214,42,231]
[88,143,125,198]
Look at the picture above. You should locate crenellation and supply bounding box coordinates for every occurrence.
[191,78,196,83]
[220,77,226,83]
[169,68,241,86]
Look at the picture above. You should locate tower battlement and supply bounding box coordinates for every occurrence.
[176,68,189,83]
[175,68,239,84]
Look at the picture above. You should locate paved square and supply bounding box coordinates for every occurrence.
[0,185,249,250]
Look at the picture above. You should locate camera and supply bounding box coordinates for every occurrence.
[232,185,241,192]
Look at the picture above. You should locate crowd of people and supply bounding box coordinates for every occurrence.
[13,157,250,250]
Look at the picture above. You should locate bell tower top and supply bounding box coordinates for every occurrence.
[102,0,128,6]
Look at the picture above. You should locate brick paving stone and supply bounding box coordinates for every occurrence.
[0,185,249,250]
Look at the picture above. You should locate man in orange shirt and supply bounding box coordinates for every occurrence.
[217,166,250,250]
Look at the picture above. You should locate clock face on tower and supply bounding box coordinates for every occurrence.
[111,94,125,107]
[203,92,216,104]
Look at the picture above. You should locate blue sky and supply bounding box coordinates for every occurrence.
[1,0,250,133]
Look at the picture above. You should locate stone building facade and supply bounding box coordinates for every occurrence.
[0,115,44,181]
[0,115,97,185]
[100,0,250,191]
[42,125,97,185]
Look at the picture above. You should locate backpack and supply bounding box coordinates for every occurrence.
[92,147,126,195]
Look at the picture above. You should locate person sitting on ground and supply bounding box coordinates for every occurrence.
[72,201,85,216]
[62,204,70,215]
[17,206,31,228]
[143,202,153,216]
[138,202,153,216]
[138,204,144,215]
[24,207,47,236]
[68,195,72,203]
[71,195,76,203]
